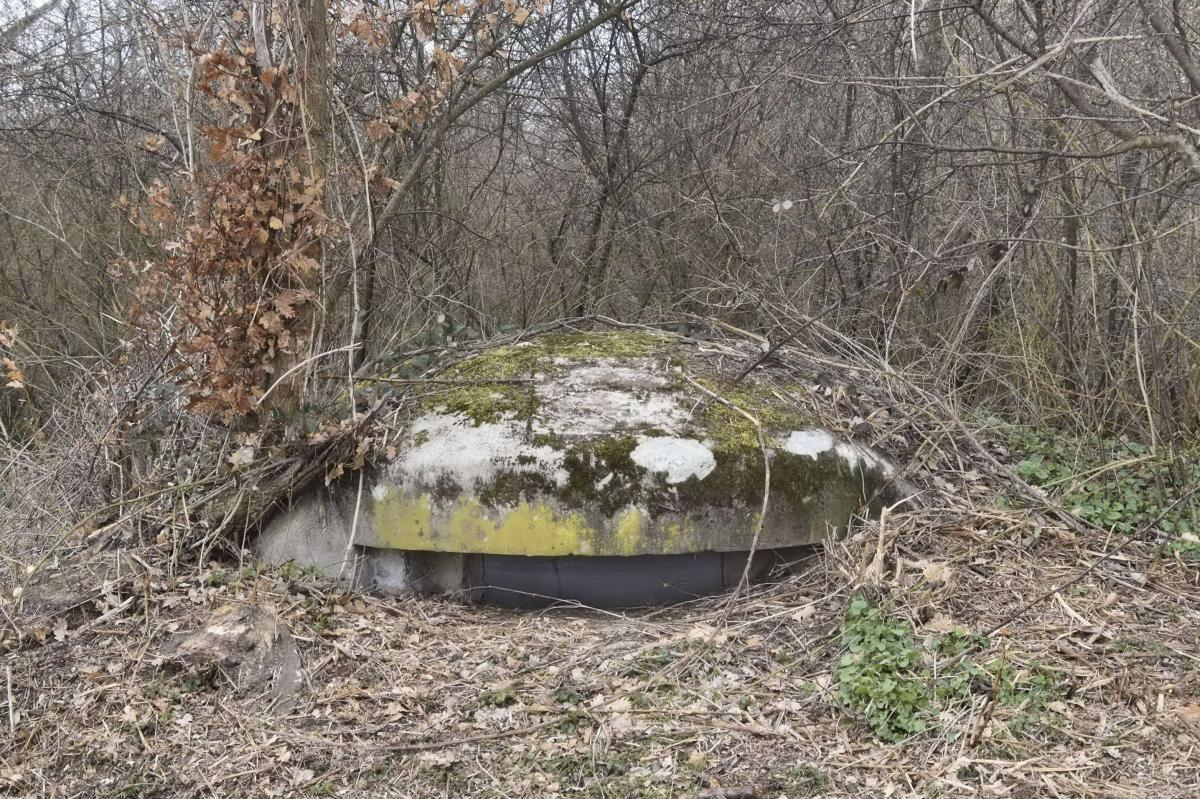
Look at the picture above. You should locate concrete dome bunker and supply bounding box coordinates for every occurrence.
[257,331,902,607]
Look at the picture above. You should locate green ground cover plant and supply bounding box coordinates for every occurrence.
[835,598,1056,742]
[992,421,1200,557]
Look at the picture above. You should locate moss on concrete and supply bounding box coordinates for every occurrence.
[425,382,533,426]
[560,435,647,515]
[442,498,591,556]
[425,331,667,425]
[368,330,894,557]
[375,492,433,544]
[692,377,811,457]
[430,473,466,504]
[679,376,828,520]
[477,469,561,506]
[613,508,646,555]
[472,435,654,516]
[371,489,706,557]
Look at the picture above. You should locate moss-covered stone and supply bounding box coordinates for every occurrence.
[426,331,666,425]
[474,435,658,516]
[364,330,900,557]
[691,377,811,456]
[477,469,561,506]
[560,435,649,515]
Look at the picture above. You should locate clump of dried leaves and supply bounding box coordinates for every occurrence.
[122,27,327,423]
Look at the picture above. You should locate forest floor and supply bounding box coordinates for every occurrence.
[3,502,1199,799]
[3,330,1199,798]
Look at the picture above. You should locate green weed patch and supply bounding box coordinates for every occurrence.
[835,598,1056,742]
[996,422,1200,557]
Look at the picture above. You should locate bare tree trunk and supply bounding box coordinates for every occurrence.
[266,0,330,419]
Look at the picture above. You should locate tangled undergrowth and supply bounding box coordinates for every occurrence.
[2,321,1200,798]
[990,420,1200,557]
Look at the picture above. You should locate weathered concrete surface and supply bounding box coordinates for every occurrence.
[256,488,359,579]
[361,331,899,559]
[254,330,902,603]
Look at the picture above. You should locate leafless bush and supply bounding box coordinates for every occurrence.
[1,0,1199,547]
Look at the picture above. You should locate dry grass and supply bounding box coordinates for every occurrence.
[3,512,1199,798]
[2,325,1200,798]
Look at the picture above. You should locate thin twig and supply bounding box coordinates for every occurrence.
[335,470,365,585]
[351,376,535,386]
[6,665,13,736]
[679,374,770,615]
[381,718,560,753]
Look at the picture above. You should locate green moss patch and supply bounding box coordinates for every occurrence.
[691,377,811,457]
[424,330,667,425]
[560,435,646,515]
[475,469,562,506]
[475,436,654,515]
[427,382,534,425]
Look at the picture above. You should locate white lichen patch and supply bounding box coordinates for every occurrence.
[784,428,894,476]
[835,441,894,476]
[630,437,716,484]
[391,413,567,490]
[783,429,836,459]
[371,484,390,501]
[534,360,689,437]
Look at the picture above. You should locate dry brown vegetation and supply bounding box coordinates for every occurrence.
[7,456,1200,798]
[3,0,1200,438]
[3,0,1200,796]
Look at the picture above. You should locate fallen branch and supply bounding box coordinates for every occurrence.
[352,376,535,386]
[697,786,766,799]
[380,718,560,753]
